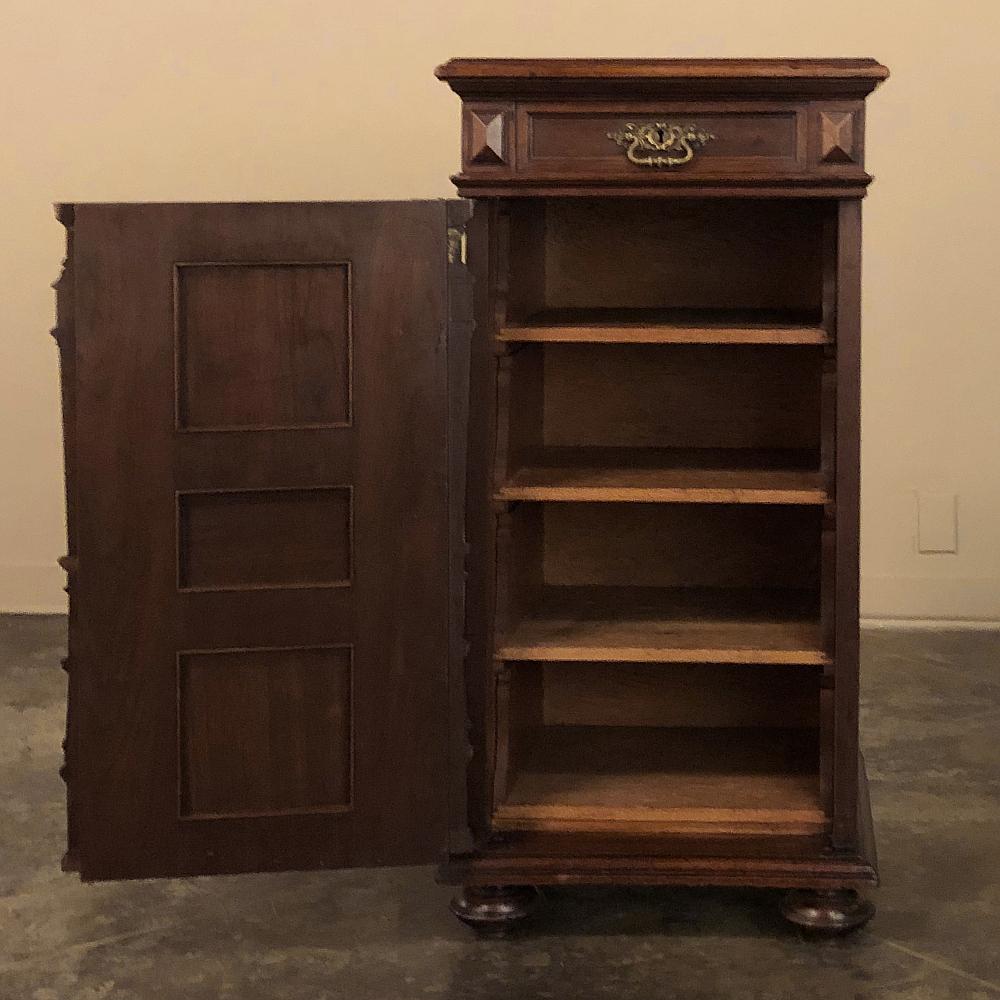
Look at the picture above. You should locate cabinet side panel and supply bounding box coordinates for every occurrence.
[833,198,862,849]
[53,205,79,872]
[446,199,476,853]
[461,201,502,843]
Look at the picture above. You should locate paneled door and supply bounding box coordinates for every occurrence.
[58,201,464,879]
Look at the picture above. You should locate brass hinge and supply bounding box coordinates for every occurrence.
[447,224,467,265]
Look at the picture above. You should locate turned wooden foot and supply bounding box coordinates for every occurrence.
[781,888,875,935]
[450,885,540,935]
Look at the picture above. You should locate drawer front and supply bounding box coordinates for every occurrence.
[516,103,807,176]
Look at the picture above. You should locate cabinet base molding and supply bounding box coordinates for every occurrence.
[780,888,875,935]
[450,885,540,935]
[444,786,877,891]
[445,853,876,891]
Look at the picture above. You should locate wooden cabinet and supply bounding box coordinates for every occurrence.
[54,58,888,935]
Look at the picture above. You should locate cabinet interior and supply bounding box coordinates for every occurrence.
[503,198,827,335]
[494,662,823,836]
[498,341,825,503]
[490,197,835,839]
[497,502,823,664]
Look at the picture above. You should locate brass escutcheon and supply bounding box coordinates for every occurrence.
[607,121,715,168]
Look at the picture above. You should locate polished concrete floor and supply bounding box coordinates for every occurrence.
[1,615,998,999]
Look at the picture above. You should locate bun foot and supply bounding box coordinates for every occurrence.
[450,885,540,936]
[781,888,875,936]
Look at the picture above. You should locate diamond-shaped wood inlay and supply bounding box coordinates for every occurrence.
[820,111,856,164]
[468,111,506,165]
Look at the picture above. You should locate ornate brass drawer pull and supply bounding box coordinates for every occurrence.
[607,121,715,168]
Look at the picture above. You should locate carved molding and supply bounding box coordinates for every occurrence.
[468,110,506,164]
[820,111,856,164]
[57,554,78,575]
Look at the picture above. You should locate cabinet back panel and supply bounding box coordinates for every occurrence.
[539,662,820,729]
[542,503,821,589]
[543,344,822,450]
[543,199,824,312]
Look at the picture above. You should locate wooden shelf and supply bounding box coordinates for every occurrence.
[498,586,827,665]
[499,308,828,345]
[497,447,826,504]
[494,725,825,834]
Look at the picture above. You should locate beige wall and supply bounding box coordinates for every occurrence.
[2,0,998,619]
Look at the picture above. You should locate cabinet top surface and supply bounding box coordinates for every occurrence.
[435,57,889,98]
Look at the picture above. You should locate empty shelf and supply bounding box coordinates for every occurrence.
[499,308,828,345]
[494,725,825,834]
[498,586,827,665]
[497,447,826,504]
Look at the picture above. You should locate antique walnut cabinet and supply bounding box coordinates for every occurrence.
[55,58,888,935]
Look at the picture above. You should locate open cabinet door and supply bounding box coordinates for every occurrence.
[55,201,469,880]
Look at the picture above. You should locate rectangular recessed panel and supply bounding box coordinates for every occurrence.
[178,487,351,591]
[179,646,352,818]
[526,111,799,163]
[176,262,351,430]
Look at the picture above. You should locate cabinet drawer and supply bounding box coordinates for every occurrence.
[442,59,882,196]
[517,103,806,177]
